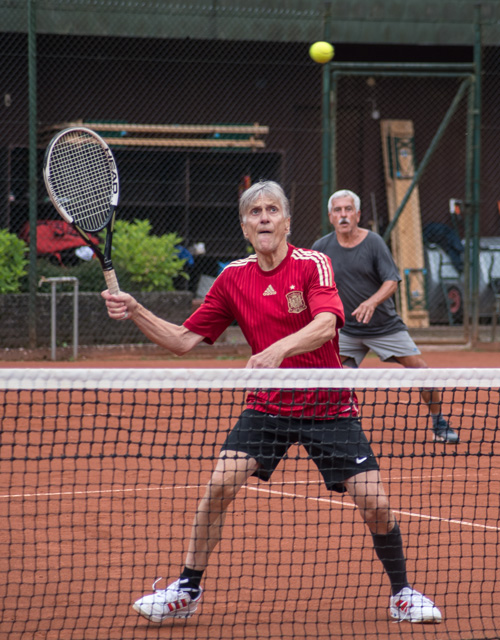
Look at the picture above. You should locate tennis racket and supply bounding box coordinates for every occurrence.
[43,126,120,294]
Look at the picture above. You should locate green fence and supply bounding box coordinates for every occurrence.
[1,2,500,350]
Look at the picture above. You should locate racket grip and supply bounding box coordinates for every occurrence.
[104,269,120,295]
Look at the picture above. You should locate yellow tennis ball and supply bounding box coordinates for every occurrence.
[309,41,335,64]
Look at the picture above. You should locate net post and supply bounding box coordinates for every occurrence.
[38,276,80,361]
[73,278,79,360]
[50,280,56,360]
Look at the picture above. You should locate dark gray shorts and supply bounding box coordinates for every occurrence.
[339,330,421,368]
[221,409,379,493]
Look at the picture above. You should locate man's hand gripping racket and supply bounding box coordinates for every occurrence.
[43,126,120,295]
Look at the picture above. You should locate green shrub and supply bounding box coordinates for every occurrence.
[35,257,135,293]
[0,229,29,293]
[32,220,189,294]
[111,219,188,292]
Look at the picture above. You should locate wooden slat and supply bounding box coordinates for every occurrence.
[45,121,269,136]
[98,138,265,148]
[40,121,269,149]
[380,119,429,328]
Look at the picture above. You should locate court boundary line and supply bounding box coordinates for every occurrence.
[1,480,498,532]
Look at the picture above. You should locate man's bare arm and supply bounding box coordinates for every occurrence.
[352,280,398,324]
[101,290,204,355]
[246,311,337,369]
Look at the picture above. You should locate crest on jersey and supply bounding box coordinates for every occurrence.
[286,290,306,313]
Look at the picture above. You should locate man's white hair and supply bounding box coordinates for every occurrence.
[328,189,361,213]
[239,180,290,223]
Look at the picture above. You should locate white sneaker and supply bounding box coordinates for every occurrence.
[390,587,442,623]
[133,578,202,623]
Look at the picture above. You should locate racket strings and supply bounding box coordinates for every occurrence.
[47,131,115,232]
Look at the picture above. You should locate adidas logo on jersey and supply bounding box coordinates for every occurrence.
[263,285,277,296]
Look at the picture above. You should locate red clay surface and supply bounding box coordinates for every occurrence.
[0,348,499,640]
[0,346,499,368]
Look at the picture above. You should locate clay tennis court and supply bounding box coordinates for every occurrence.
[0,349,499,640]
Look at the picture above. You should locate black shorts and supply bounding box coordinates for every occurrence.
[221,409,379,493]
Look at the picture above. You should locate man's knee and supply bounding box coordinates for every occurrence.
[395,354,428,369]
[209,453,258,496]
[363,502,394,534]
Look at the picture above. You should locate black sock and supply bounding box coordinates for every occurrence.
[179,567,204,595]
[371,522,410,595]
[431,413,440,426]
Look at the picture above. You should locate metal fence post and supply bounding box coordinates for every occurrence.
[39,276,79,361]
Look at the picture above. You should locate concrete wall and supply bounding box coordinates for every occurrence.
[0,291,193,349]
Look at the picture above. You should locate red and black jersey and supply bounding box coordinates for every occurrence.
[184,244,358,418]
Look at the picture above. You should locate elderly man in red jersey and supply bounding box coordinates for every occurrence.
[102,181,442,625]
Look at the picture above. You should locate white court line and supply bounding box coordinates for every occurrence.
[274,468,500,483]
[242,485,500,532]
[1,481,498,533]
[0,485,200,500]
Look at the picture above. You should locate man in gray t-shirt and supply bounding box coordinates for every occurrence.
[312,189,458,444]
[313,229,406,337]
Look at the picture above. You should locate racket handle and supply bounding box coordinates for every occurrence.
[104,269,120,296]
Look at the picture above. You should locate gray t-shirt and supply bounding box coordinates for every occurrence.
[312,230,407,336]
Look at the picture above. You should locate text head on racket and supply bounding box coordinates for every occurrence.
[43,126,120,295]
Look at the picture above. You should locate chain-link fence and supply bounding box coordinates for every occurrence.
[332,69,472,327]
[1,4,500,350]
[332,49,500,334]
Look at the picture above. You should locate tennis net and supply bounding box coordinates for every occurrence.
[1,366,499,640]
